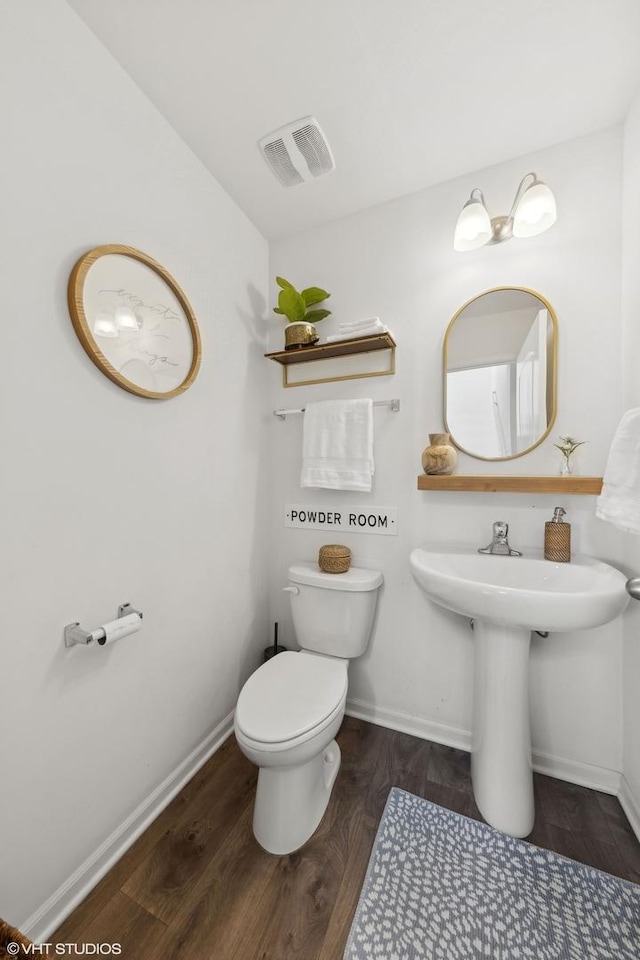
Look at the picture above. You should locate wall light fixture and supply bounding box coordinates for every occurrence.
[454,172,557,252]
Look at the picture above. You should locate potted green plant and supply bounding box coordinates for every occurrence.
[273,276,331,349]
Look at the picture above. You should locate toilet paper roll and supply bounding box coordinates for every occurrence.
[95,612,142,646]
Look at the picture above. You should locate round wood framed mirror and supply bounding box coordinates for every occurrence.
[68,244,202,399]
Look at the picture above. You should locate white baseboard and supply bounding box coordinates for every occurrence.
[619,776,640,842]
[346,697,472,752]
[346,697,621,795]
[531,749,620,795]
[24,711,235,942]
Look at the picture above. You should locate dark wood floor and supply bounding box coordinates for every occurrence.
[53,717,640,959]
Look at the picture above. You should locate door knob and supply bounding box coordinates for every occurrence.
[626,578,640,600]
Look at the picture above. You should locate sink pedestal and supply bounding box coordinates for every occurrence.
[409,545,630,839]
[471,620,534,838]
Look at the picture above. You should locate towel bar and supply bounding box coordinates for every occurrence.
[273,398,400,420]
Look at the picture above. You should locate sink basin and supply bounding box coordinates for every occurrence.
[409,546,629,632]
[409,545,629,839]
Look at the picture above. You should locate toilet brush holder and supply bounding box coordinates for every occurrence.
[263,621,287,662]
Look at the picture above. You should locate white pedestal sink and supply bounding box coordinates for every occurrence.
[409,546,629,837]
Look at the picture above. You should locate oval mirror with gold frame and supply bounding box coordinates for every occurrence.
[443,287,557,461]
[68,244,202,399]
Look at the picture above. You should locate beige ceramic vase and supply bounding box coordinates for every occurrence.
[421,432,458,475]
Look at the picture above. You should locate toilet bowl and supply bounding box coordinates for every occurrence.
[234,562,382,854]
[235,650,347,853]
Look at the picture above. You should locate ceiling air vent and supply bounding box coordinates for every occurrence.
[259,116,335,187]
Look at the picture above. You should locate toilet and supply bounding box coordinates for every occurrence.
[234,561,383,854]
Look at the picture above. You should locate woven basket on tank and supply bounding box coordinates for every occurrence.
[318,544,352,574]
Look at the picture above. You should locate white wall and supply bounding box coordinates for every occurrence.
[621,88,640,820]
[269,128,628,786]
[1,0,269,930]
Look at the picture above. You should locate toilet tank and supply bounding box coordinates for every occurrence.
[287,562,383,658]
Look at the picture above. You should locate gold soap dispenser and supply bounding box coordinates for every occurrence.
[544,506,571,562]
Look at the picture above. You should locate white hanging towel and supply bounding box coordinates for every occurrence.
[301,399,374,492]
[596,408,640,534]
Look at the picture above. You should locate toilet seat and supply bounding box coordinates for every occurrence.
[235,651,348,746]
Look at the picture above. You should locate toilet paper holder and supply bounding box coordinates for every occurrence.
[64,602,143,648]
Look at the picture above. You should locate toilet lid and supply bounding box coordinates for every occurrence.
[289,562,383,591]
[235,652,348,744]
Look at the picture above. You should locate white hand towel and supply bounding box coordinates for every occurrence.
[338,317,384,333]
[326,325,389,343]
[596,408,640,533]
[301,399,374,492]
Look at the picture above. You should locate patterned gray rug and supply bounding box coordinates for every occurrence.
[344,787,640,960]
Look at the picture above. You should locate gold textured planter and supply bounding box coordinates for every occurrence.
[284,321,319,350]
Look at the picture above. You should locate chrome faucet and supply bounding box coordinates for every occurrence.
[478,521,522,557]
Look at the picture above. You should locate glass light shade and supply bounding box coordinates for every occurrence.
[454,198,492,251]
[93,313,118,338]
[513,181,557,237]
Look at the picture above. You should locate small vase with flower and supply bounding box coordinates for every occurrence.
[554,435,586,476]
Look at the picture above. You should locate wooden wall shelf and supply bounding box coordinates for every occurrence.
[265,333,396,387]
[265,332,395,365]
[417,475,603,495]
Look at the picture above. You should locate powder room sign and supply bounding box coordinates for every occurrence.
[285,505,397,536]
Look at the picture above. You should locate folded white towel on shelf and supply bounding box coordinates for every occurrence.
[338,316,384,332]
[326,324,389,343]
[301,399,374,492]
[595,407,640,534]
